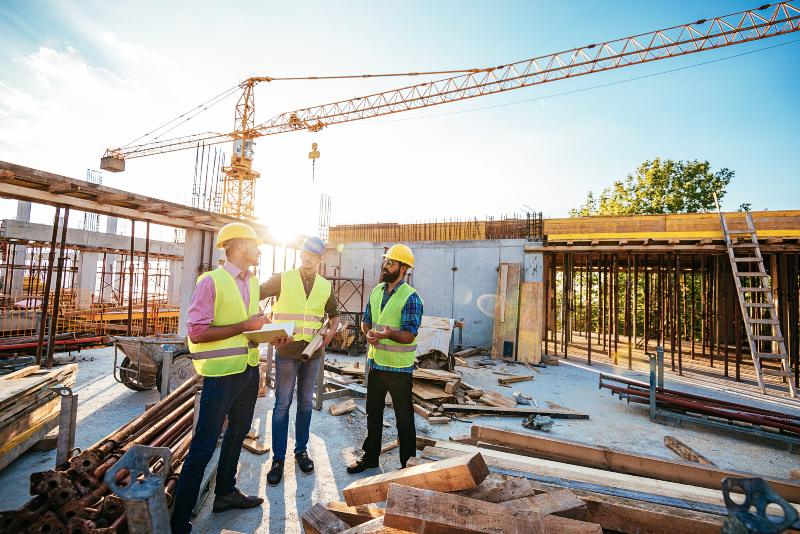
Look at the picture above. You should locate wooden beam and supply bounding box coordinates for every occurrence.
[330,398,357,416]
[301,503,351,534]
[470,425,800,503]
[98,193,133,203]
[383,483,602,534]
[324,502,385,527]
[503,489,588,521]
[663,436,715,466]
[342,453,489,506]
[47,183,74,193]
[441,405,588,419]
[338,516,413,533]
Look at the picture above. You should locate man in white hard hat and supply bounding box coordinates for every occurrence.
[260,236,340,486]
[347,244,423,473]
[171,222,267,534]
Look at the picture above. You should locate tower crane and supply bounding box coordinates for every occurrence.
[100,2,800,221]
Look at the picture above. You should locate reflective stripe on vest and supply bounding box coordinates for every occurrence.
[271,269,331,342]
[187,268,260,376]
[367,282,420,368]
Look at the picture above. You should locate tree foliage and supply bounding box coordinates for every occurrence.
[570,159,734,217]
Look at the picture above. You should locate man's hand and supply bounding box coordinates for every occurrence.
[243,314,268,331]
[366,327,388,346]
[322,328,336,348]
[271,335,293,349]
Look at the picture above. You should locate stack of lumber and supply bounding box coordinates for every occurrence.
[302,452,605,533]
[412,425,800,534]
[0,364,78,471]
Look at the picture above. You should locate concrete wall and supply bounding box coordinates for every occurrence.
[331,240,528,347]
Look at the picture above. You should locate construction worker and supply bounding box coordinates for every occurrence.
[260,236,340,486]
[347,244,423,473]
[170,222,266,534]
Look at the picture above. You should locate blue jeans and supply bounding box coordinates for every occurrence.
[170,365,259,534]
[271,355,322,461]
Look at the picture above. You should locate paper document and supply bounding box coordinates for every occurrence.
[243,323,294,344]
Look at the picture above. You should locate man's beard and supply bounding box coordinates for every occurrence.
[381,269,401,283]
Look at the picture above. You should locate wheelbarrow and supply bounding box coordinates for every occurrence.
[112,336,195,393]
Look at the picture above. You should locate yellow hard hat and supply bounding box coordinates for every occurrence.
[384,244,414,268]
[216,222,262,248]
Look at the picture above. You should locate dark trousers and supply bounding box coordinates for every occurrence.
[362,369,416,467]
[170,364,259,534]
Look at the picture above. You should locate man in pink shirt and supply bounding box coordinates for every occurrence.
[171,222,267,534]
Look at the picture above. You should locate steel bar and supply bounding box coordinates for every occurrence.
[46,207,70,368]
[35,206,61,365]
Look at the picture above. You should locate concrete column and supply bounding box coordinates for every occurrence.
[10,201,32,295]
[101,217,118,303]
[178,229,208,336]
[77,252,99,308]
[168,260,183,306]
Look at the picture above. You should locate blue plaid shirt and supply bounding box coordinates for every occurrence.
[364,281,423,374]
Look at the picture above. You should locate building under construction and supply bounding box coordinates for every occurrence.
[1,1,800,533]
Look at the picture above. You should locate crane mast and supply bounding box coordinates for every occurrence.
[100,2,800,221]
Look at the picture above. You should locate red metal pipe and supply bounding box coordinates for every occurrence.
[0,336,104,352]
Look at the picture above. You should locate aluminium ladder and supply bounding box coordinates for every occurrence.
[717,205,796,398]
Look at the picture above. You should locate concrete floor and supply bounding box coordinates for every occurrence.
[1,346,799,533]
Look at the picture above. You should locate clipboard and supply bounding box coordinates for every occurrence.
[243,323,294,344]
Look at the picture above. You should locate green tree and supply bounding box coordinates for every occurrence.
[570,159,734,216]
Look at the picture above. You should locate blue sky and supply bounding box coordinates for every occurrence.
[1,1,798,238]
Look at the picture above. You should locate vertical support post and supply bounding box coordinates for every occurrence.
[627,255,632,370]
[644,256,649,355]
[586,254,592,366]
[54,386,77,467]
[142,221,150,336]
[36,206,61,366]
[649,353,657,422]
[46,207,70,369]
[159,350,173,400]
[127,221,136,336]
[657,345,665,389]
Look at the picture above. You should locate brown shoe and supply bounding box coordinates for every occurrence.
[212,489,263,513]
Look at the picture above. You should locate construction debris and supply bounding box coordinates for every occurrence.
[329,398,358,416]
[521,414,554,431]
[497,374,533,385]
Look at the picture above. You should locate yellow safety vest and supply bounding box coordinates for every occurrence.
[272,269,332,342]
[367,282,420,368]
[187,268,260,377]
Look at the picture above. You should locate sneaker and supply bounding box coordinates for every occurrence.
[346,457,379,474]
[212,489,263,513]
[295,451,314,474]
[266,460,284,486]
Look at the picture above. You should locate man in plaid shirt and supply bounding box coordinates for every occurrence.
[348,244,423,473]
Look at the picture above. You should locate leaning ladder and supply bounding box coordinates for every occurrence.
[717,205,796,398]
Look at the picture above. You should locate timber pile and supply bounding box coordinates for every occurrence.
[411,425,800,534]
[326,360,586,426]
[302,452,605,533]
[0,364,78,471]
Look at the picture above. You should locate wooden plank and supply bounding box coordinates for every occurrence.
[342,453,489,506]
[411,381,451,401]
[339,516,413,533]
[441,405,588,419]
[477,390,518,409]
[791,469,800,481]
[0,411,59,471]
[383,483,602,534]
[0,365,41,380]
[381,440,399,454]
[517,281,544,364]
[324,502,385,527]
[498,375,534,385]
[470,425,800,503]
[504,490,587,521]
[242,436,270,455]
[454,348,483,358]
[663,436,715,466]
[412,403,433,419]
[457,475,536,503]
[301,503,351,534]
[0,396,60,444]
[413,368,461,382]
[428,416,449,425]
[492,263,522,360]
[330,399,358,416]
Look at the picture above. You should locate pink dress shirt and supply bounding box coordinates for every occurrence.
[186,262,253,338]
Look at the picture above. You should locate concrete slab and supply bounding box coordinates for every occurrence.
[1,347,798,533]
